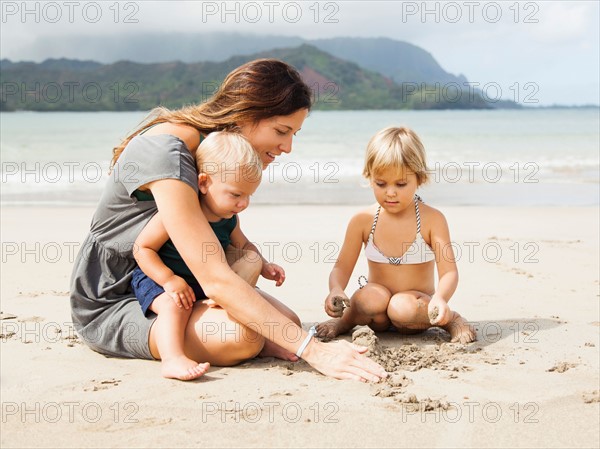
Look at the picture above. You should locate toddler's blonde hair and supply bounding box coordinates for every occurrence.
[196,132,262,183]
[363,126,429,185]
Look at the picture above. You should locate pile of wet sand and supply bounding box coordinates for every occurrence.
[352,326,471,411]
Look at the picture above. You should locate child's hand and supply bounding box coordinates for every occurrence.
[428,295,451,326]
[261,262,286,286]
[163,275,196,309]
[324,291,350,318]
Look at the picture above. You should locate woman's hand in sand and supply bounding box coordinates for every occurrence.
[302,338,387,382]
[428,295,451,326]
[324,290,350,318]
[163,275,196,309]
[261,262,286,286]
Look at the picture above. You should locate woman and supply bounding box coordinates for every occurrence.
[70,59,387,382]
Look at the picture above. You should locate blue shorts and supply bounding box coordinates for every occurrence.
[131,267,208,315]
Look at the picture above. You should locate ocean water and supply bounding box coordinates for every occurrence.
[1,109,598,206]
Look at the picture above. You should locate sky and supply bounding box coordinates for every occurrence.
[1,0,599,106]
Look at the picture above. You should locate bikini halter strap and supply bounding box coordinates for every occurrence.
[370,194,423,237]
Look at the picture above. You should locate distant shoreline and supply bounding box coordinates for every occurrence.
[523,104,600,110]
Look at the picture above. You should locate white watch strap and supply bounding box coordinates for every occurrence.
[295,325,317,358]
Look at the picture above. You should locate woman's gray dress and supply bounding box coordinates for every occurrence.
[70,134,197,359]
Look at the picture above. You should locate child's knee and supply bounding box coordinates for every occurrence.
[351,285,391,315]
[231,250,262,285]
[388,293,422,323]
[247,253,263,278]
[151,293,193,317]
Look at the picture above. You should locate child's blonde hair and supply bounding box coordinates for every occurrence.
[363,126,430,185]
[196,132,262,183]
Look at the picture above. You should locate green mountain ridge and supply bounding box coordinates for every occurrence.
[15,32,465,86]
[311,37,468,85]
[0,44,498,111]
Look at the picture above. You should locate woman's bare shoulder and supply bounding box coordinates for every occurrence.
[143,123,201,152]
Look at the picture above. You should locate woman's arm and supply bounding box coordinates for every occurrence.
[148,179,387,381]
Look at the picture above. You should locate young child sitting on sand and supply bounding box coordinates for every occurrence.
[131,132,288,380]
[317,126,476,344]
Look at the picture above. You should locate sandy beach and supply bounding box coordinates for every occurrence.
[1,204,599,448]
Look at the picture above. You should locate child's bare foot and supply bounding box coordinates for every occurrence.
[258,339,299,362]
[161,356,210,381]
[316,318,354,340]
[443,312,477,344]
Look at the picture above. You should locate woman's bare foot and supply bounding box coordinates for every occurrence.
[316,318,354,340]
[161,356,210,381]
[258,339,299,362]
[442,312,477,344]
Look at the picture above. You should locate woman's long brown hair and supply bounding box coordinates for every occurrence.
[110,59,312,171]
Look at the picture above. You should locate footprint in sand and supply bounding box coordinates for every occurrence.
[582,390,599,404]
[547,362,577,373]
[17,290,69,297]
[0,312,17,320]
[509,266,534,278]
[18,316,45,323]
[540,239,582,246]
[0,330,16,340]
[83,378,122,392]
[494,262,534,278]
[269,391,293,397]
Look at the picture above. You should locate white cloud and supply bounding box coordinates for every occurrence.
[528,1,592,44]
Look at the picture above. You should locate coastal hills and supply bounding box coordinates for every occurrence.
[0,36,514,111]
